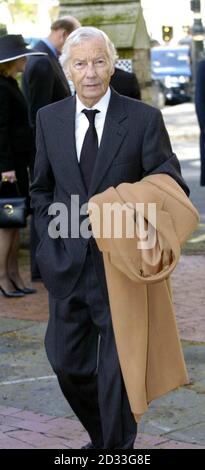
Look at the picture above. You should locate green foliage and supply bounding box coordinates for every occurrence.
[0,23,7,36]
[4,0,37,23]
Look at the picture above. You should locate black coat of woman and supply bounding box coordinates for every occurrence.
[0,74,35,204]
[0,33,42,297]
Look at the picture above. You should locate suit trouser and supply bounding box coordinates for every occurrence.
[29,166,41,280]
[45,249,137,449]
[30,214,41,279]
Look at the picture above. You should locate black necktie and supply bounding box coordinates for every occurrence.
[80,109,100,191]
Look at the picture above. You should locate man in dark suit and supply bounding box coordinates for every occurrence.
[23,16,81,133]
[110,66,141,100]
[31,27,189,449]
[195,58,205,186]
[23,16,80,280]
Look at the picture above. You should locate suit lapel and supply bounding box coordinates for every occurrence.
[55,90,128,199]
[89,90,128,197]
[55,96,87,198]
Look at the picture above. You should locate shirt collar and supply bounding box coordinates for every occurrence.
[76,87,111,116]
[41,38,59,58]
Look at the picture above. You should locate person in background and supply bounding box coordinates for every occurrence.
[0,35,44,297]
[31,27,189,449]
[23,16,80,281]
[195,58,205,186]
[110,65,141,100]
[23,16,81,134]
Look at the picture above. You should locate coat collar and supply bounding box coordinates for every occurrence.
[34,40,55,58]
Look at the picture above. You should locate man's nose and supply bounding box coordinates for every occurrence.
[85,62,97,77]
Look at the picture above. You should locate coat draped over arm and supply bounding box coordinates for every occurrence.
[88,174,199,422]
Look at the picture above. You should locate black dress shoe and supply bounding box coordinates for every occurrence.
[0,286,25,298]
[10,279,37,295]
[16,286,37,294]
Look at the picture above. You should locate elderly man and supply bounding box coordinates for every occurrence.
[31,27,189,449]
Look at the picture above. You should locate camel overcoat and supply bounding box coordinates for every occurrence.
[88,174,199,422]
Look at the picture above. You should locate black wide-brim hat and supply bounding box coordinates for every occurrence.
[0,34,46,63]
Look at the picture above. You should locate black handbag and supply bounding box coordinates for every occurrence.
[0,181,27,228]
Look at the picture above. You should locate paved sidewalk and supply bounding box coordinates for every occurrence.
[0,254,204,449]
[0,406,204,449]
[162,103,200,140]
[0,254,204,342]
[171,255,205,342]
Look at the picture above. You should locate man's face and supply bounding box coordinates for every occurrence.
[16,56,27,73]
[68,37,114,107]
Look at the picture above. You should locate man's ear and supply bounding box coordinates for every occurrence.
[66,64,72,80]
[110,64,115,76]
[62,29,69,42]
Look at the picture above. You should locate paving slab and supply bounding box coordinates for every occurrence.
[0,405,204,449]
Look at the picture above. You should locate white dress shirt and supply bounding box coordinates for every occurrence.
[75,87,111,162]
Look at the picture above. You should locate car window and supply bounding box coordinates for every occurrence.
[152,49,190,68]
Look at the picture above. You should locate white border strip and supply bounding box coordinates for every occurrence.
[0,375,56,385]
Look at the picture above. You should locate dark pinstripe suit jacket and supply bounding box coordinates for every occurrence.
[30,88,189,299]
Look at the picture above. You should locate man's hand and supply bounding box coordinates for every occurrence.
[1,171,17,183]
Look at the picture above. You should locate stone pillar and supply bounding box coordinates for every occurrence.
[59,0,152,103]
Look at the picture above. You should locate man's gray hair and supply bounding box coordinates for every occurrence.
[60,26,118,70]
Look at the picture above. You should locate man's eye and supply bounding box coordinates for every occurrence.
[74,62,85,69]
[95,59,106,66]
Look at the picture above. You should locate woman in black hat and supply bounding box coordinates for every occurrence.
[0,35,45,297]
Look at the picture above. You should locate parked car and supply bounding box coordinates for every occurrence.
[151,45,192,106]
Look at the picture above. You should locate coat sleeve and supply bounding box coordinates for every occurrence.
[141,107,190,196]
[0,86,15,172]
[30,110,55,238]
[195,59,205,136]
